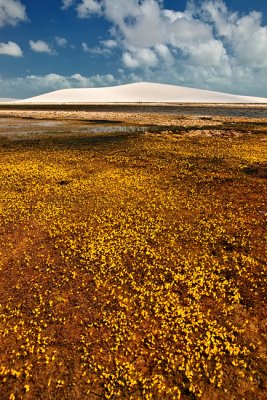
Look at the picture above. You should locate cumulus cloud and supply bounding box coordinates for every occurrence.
[63,0,267,71]
[77,0,103,18]
[55,36,68,47]
[65,0,226,69]
[101,39,117,48]
[0,41,23,56]
[115,0,167,48]
[61,0,75,10]
[186,39,228,67]
[122,52,139,68]
[122,48,158,69]
[29,40,55,54]
[81,42,90,52]
[82,41,114,55]
[71,72,115,85]
[61,0,267,96]
[154,44,174,66]
[0,0,27,27]
[81,42,103,54]
[194,0,267,68]
[0,72,116,99]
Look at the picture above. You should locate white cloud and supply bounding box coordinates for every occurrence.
[29,40,55,54]
[195,0,237,38]
[186,39,228,67]
[81,41,102,54]
[26,73,71,90]
[163,9,187,23]
[71,72,115,85]
[195,1,267,68]
[61,0,75,10]
[122,52,139,68]
[81,41,89,52]
[154,44,173,66]
[101,39,117,48]
[66,0,267,71]
[55,36,68,47]
[0,41,23,56]
[0,0,27,27]
[77,0,103,18]
[168,17,212,48]
[122,48,158,69]
[0,72,116,98]
[231,13,267,68]
[119,0,167,48]
[82,41,112,55]
[68,1,222,67]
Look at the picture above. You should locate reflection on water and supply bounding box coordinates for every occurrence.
[0,119,152,137]
[80,125,150,134]
[28,121,66,127]
[0,120,65,128]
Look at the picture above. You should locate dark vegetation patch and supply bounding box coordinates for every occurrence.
[57,180,71,186]
[241,163,267,178]
[80,119,123,124]
[146,122,267,135]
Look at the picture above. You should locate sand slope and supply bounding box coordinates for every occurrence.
[17,82,267,104]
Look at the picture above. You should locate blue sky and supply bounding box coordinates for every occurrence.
[1,0,267,98]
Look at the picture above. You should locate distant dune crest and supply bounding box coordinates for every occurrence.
[15,82,267,104]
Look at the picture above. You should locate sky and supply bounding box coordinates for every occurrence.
[1,0,267,99]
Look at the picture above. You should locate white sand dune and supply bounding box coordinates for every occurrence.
[17,82,267,104]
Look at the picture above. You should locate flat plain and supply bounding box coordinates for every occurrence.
[0,105,266,399]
